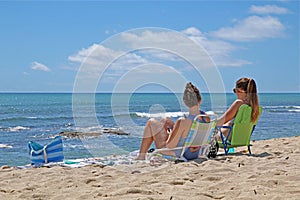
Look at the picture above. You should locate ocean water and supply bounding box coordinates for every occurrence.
[0,93,299,166]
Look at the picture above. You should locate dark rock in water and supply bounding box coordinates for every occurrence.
[60,128,129,138]
[102,128,129,135]
[59,131,101,138]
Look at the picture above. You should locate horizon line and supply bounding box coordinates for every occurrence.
[0,91,299,94]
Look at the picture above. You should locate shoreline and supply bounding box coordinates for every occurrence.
[1,136,299,199]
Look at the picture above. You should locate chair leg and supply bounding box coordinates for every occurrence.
[248,146,252,155]
[217,126,232,156]
[219,131,228,155]
[224,146,229,155]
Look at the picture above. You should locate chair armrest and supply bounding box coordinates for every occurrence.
[216,125,232,130]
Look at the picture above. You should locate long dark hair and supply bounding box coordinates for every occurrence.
[236,78,259,122]
[183,82,201,107]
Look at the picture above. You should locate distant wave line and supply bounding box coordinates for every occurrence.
[263,105,300,113]
[0,126,31,132]
[0,116,73,122]
[263,105,300,109]
[0,144,13,148]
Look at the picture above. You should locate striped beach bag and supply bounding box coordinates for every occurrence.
[28,136,64,165]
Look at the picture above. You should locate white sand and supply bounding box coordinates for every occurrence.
[0,136,299,200]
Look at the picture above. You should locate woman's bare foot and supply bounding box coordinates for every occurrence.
[135,153,146,160]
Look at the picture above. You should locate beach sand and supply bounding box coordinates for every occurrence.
[0,136,299,200]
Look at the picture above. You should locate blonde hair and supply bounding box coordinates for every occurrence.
[236,78,259,122]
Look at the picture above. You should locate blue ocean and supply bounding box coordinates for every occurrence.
[0,93,299,166]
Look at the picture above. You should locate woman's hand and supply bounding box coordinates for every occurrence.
[162,117,175,133]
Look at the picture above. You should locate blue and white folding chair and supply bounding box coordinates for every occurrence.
[28,135,64,165]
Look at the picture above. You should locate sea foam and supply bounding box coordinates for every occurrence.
[0,144,13,148]
[8,126,30,132]
[135,111,188,118]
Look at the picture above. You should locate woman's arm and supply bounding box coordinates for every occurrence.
[217,100,244,126]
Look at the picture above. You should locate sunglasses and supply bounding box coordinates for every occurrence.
[233,88,245,93]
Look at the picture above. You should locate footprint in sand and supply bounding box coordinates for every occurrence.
[273,152,282,156]
[169,180,185,185]
[85,178,96,184]
[203,176,222,182]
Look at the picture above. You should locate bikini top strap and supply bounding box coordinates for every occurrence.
[186,110,207,122]
[187,114,195,120]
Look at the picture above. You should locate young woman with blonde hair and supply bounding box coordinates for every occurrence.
[217,77,259,139]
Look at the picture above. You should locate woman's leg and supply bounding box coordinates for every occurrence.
[218,121,233,141]
[136,118,169,160]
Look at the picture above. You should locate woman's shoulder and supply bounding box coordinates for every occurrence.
[232,99,245,107]
[234,99,244,103]
[229,100,250,115]
[178,116,195,125]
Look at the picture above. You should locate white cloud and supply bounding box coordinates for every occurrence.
[68,43,148,73]
[68,44,115,66]
[120,30,216,69]
[31,62,51,72]
[69,27,252,75]
[249,5,289,15]
[69,14,287,75]
[120,30,179,47]
[182,27,252,67]
[70,30,214,92]
[69,30,206,75]
[113,53,148,68]
[182,27,203,36]
[72,28,245,75]
[210,15,285,42]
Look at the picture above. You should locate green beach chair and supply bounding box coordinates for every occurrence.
[217,104,263,155]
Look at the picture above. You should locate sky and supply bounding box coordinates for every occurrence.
[0,1,299,93]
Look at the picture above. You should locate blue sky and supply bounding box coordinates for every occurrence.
[0,1,299,93]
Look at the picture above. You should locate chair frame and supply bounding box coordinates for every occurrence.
[147,113,218,161]
[217,105,262,156]
[217,125,256,155]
